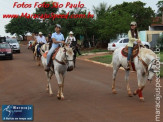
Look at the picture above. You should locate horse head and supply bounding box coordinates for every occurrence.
[147,58,159,82]
[59,45,74,71]
[141,48,159,82]
[40,43,49,55]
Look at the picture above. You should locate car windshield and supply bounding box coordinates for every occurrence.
[0,43,10,48]
[6,39,18,43]
[112,39,119,43]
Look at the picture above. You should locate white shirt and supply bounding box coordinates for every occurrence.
[37,36,47,44]
[65,36,76,44]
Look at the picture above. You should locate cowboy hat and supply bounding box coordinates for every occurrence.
[69,31,74,34]
[39,32,43,35]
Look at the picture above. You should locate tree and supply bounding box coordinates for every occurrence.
[111,1,155,30]
[96,10,133,41]
[5,17,39,40]
[92,2,133,45]
[156,0,163,17]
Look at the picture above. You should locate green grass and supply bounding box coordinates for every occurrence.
[81,49,108,54]
[159,52,163,77]
[89,55,112,64]
[161,65,163,78]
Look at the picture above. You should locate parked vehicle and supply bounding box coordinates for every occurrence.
[0,43,13,60]
[107,38,151,51]
[6,38,20,53]
[0,37,6,43]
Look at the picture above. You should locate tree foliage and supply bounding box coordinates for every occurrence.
[156,0,163,16]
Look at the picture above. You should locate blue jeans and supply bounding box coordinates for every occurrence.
[47,46,57,65]
[127,47,133,61]
[37,43,44,57]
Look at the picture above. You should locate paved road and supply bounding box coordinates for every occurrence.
[0,46,162,122]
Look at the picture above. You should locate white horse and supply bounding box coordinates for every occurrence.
[112,47,158,101]
[33,44,40,65]
[40,44,74,100]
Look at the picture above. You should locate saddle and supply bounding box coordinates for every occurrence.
[43,47,60,60]
[121,45,139,71]
[121,45,139,59]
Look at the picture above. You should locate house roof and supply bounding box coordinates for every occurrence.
[151,24,163,27]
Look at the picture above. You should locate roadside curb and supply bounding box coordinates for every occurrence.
[79,58,125,71]
[82,52,110,56]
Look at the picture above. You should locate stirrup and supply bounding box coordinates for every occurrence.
[44,66,50,72]
[126,62,130,70]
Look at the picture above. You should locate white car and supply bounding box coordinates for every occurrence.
[107,38,150,51]
[6,38,20,53]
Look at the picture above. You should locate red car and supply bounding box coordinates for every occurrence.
[0,43,13,60]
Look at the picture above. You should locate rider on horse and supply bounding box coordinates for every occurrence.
[126,21,141,70]
[36,32,47,57]
[65,31,81,55]
[47,33,52,49]
[45,24,65,71]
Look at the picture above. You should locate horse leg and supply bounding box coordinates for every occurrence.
[37,56,41,66]
[46,72,53,95]
[125,70,132,97]
[112,67,119,94]
[55,72,63,100]
[60,74,65,100]
[33,52,36,60]
[133,71,146,101]
[73,51,76,68]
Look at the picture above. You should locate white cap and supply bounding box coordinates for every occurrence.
[69,31,74,34]
[130,21,137,26]
[39,32,43,35]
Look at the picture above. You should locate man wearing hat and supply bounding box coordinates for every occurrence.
[66,31,81,55]
[126,21,141,70]
[36,32,47,57]
[65,31,76,45]
[45,24,65,71]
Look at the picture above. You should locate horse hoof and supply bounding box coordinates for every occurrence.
[49,93,53,97]
[57,94,61,100]
[128,91,133,97]
[61,97,64,100]
[139,97,144,102]
[57,96,61,100]
[128,94,133,97]
[112,89,117,94]
[133,91,137,96]
[46,88,49,92]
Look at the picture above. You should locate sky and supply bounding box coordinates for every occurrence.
[0,0,160,36]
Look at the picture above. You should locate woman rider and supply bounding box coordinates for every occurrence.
[126,21,141,70]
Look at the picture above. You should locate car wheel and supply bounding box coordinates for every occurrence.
[10,55,13,60]
[17,50,20,53]
[144,45,149,49]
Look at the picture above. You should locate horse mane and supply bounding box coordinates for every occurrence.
[139,48,156,59]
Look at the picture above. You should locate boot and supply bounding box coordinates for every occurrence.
[44,63,50,72]
[45,55,53,72]
[126,61,130,70]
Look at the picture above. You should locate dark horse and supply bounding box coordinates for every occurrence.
[70,41,77,67]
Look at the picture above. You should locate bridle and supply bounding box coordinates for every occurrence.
[138,56,157,75]
[148,59,157,74]
[55,47,74,65]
